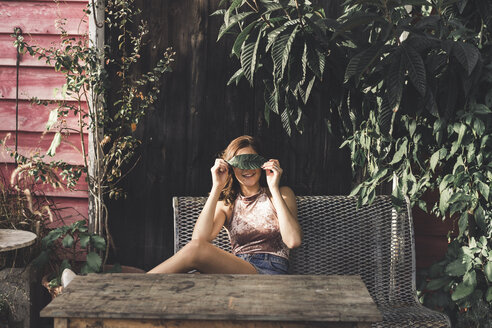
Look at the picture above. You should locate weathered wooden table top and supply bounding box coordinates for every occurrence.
[40,274,382,324]
[0,229,37,252]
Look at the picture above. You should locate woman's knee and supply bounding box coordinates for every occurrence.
[184,239,212,266]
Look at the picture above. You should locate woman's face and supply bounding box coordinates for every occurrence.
[232,146,262,189]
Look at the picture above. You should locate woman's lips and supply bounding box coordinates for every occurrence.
[242,172,255,178]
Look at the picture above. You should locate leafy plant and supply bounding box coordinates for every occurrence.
[10,0,174,266]
[214,0,338,135]
[215,0,492,325]
[33,220,106,288]
[227,154,267,169]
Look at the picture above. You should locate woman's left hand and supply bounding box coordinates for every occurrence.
[262,159,283,191]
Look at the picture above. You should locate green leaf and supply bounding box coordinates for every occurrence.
[281,107,292,136]
[485,262,492,282]
[62,234,74,248]
[224,0,244,26]
[471,103,492,114]
[445,258,471,276]
[86,252,102,271]
[426,277,452,291]
[451,270,477,301]
[430,150,440,172]
[272,25,298,79]
[79,234,90,248]
[307,47,325,80]
[217,12,254,41]
[91,235,106,252]
[45,109,58,131]
[477,180,489,201]
[473,118,485,136]
[486,287,492,302]
[345,42,384,84]
[232,21,257,57]
[46,132,62,157]
[390,139,408,165]
[240,30,262,84]
[227,154,267,169]
[332,12,384,40]
[227,68,245,86]
[266,25,288,52]
[452,42,479,76]
[302,76,316,104]
[439,188,452,215]
[402,45,426,96]
[458,212,468,238]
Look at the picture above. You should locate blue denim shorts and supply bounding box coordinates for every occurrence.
[236,253,289,275]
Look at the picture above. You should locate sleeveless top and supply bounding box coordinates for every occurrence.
[224,188,289,259]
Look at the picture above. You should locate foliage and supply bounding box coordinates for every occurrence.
[214,0,338,135]
[0,160,64,268]
[227,154,267,169]
[215,0,492,325]
[32,220,106,288]
[10,0,174,266]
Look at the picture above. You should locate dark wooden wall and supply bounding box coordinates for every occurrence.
[106,0,351,270]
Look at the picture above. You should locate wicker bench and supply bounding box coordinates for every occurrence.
[173,195,451,328]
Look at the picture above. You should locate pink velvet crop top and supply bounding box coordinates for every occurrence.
[224,188,289,259]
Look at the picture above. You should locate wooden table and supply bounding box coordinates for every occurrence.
[40,273,382,328]
[0,229,37,252]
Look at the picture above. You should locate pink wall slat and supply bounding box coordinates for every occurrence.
[0,66,77,100]
[0,1,88,35]
[50,196,88,225]
[0,131,87,165]
[0,33,87,67]
[0,99,84,132]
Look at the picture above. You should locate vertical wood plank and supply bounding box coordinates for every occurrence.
[105,0,355,270]
[54,318,68,328]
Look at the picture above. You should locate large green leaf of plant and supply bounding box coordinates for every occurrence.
[227,154,267,169]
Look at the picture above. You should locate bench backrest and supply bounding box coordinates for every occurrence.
[173,195,416,307]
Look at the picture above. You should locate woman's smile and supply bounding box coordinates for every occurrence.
[242,171,256,178]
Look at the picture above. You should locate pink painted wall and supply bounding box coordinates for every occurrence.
[0,0,89,225]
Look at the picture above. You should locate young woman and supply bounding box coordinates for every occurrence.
[148,135,302,274]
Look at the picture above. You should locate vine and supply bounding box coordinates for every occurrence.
[10,0,174,279]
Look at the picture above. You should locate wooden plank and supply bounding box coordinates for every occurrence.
[413,206,455,236]
[40,274,382,323]
[0,33,87,67]
[0,66,72,100]
[0,1,88,35]
[67,318,364,328]
[50,197,88,220]
[415,235,449,269]
[0,131,87,165]
[0,99,84,132]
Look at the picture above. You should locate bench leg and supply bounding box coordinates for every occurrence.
[54,318,68,328]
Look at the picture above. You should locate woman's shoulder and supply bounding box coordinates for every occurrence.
[217,199,233,220]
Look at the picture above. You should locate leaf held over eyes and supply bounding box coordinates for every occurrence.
[227,154,267,170]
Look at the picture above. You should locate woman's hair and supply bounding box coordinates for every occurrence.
[219,135,266,205]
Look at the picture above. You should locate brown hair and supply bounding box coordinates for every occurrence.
[219,135,266,206]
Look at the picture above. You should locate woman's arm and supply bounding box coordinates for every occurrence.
[262,160,302,249]
[191,159,230,241]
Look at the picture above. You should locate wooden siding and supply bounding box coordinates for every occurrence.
[0,0,89,226]
[105,0,451,271]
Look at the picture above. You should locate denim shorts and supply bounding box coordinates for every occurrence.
[236,253,289,275]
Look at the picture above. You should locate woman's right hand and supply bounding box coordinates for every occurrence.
[211,159,229,189]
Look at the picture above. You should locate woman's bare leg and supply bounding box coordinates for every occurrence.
[147,239,257,274]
